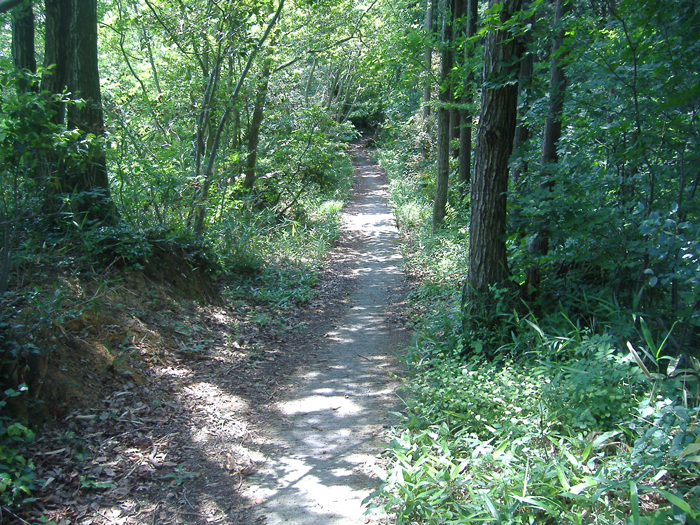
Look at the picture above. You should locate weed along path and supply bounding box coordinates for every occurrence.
[244,144,410,524]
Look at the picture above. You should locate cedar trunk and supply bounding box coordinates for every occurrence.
[457,0,478,190]
[432,0,456,231]
[11,1,36,78]
[467,0,522,303]
[66,0,112,204]
[41,0,116,223]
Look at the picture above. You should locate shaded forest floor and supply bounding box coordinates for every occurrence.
[11,257,356,525]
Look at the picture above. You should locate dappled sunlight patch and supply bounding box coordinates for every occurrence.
[278,395,362,416]
[159,365,193,378]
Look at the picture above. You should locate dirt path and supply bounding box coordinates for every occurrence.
[243,145,410,524]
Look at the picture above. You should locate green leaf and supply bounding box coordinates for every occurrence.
[483,493,500,522]
[493,439,509,458]
[678,443,700,461]
[630,480,640,525]
[555,463,571,491]
[627,342,652,379]
[648,488,693,515]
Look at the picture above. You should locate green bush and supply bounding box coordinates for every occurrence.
[370,315,700,524]
[0,387,39,508]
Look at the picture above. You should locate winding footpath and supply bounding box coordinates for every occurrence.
[244,144,410,524]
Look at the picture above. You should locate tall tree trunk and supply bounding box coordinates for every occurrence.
[11,1,36,80]
[511,8,535,184]
[41,0,71,124]
[457,0,478,191]
[422,0,435,123]
[449,0,464,158]
[432,0,456,232]
[243,59,272,191]
[525,0,570,300]
[466,0,523,311]
[449,97,460,157]
[540,0,569,170]
[39,0,116,224]
[65,0,116,222]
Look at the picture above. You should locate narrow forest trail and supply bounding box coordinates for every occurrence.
[243,144,410,524]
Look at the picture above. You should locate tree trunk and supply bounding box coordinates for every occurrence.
[64,0,116,222]
[11,1,36,79]
[304,56,316,103]
[42,0,71,124]
[449,0,464,159]
[422,0,435,123]
[511,8,535,184]
[450,99,460,157]
[432,0,456,232]
[39,0,116,224]
[541,0,569,170]
[466,0,523,308]
[525,0,570,300]
[243,59,272,191]
[457,0,478,190]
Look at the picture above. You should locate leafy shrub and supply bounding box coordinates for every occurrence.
[226,265,319,308]
[0,387,39,508]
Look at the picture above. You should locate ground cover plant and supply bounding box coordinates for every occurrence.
[368,90,700,522]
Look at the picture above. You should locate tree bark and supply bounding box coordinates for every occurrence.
[11,0,36,79]
[511,8,535,184]
[541,0,569,170]
[422,0,435,123]
[66,0,108,186]
[449,0,464,158]
[42,0,71,124]
[457,0,478,190]
[432,0,456,232]
[38,0,117,224]
[243,59,272,191]
[466,0,523,306]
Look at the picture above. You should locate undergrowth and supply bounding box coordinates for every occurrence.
[369,128,700,524]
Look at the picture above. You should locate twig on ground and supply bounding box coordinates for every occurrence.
[183,485,196,510]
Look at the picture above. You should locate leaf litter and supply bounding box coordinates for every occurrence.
[8,258,357,525]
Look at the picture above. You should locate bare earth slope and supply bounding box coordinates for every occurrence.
[244,144,410,524]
